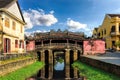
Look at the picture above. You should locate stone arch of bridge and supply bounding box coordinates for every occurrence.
[36,48,82,65]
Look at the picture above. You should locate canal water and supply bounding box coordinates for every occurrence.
[27,52,83,80]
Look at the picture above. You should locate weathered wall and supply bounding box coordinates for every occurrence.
[80,56,120,76]
[83,40,105,55]
[0,58,36,76]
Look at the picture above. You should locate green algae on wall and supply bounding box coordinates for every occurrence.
[0,61,45,80]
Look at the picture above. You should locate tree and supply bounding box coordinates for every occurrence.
[115,41,120,49]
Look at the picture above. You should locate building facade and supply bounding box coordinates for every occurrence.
[93,14,120,50]
[0,0,26,54]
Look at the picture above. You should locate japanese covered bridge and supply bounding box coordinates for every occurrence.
[33,30,84,64]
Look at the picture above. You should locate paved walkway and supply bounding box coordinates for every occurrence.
[83,52,120,66]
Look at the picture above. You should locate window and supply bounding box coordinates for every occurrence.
[112,41,115,47]
[19,40,24,48]
[104,29,106,34]
[102,31,104,35]
[111,26,115,32]
[12,21,16,30]
[5,17,10,27]
[4,38,11,53]
[19,40,22,48]
[15,40,18,48]
[98,33,100,37]
[20,25,23,33]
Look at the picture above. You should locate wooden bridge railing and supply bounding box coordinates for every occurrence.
[35,43,82,49]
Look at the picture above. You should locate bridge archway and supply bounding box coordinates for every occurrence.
[70,50,74,64]
[44,50,49,64]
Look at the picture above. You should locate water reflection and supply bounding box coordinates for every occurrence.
[54,61,64,70]
[54,57,64,70]
[53,57,65,79]
[35,61,82,79]
[28,53,83,80]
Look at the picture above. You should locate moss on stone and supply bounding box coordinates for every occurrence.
[72,61,120,80]
[0,61,44,80]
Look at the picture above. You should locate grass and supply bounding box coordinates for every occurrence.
[0,61,45,80]
[72,61,120,80]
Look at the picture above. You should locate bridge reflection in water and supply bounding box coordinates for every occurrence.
[35,51,84,80]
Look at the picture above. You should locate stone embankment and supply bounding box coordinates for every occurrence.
[80,56,120,76]
[0,58,36,76]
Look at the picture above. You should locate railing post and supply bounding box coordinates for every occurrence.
[75,41,77,47]
[67,39,69,48]
[41,40,43,47]
[50,39,52,46]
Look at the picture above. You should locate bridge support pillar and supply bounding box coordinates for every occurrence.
[48,49,53,64]
[74,68,78,78]
[65,49,70,64]
[41,65,45,79]
[48,65,53,79]
[65,65,70,79]
[40,50,45,62]
[74,50,78,61]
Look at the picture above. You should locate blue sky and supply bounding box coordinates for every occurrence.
[18,0,120,36]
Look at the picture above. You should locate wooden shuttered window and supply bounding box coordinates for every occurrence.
[15,40,18,48]
[22,41,24,49]
[5,17,10,28]
[4,38,11,53]
[8,39,10,53]
[4,38,6,53]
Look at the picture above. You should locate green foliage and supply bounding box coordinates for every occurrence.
[115,41,120,47]
[0,61,45,80]
[57,57,64,63]
[72,61,120,80]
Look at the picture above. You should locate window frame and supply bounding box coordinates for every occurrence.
[5,17,10,28]
[12,21,16,30]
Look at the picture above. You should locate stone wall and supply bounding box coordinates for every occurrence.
[0,58,36,76]
[80,56,120,76]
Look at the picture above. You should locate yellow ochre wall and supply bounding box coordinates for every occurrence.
[1,13,25,53]
[93,15,120,50]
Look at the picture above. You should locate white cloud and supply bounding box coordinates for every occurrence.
[50,10,54,14]
[23,9,58,29]
[33,30,49,33]
[67,18,87,31]
[25,32,32,36]
[25,30,49,36]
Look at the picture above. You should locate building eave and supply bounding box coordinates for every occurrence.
[0,8,26,25]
